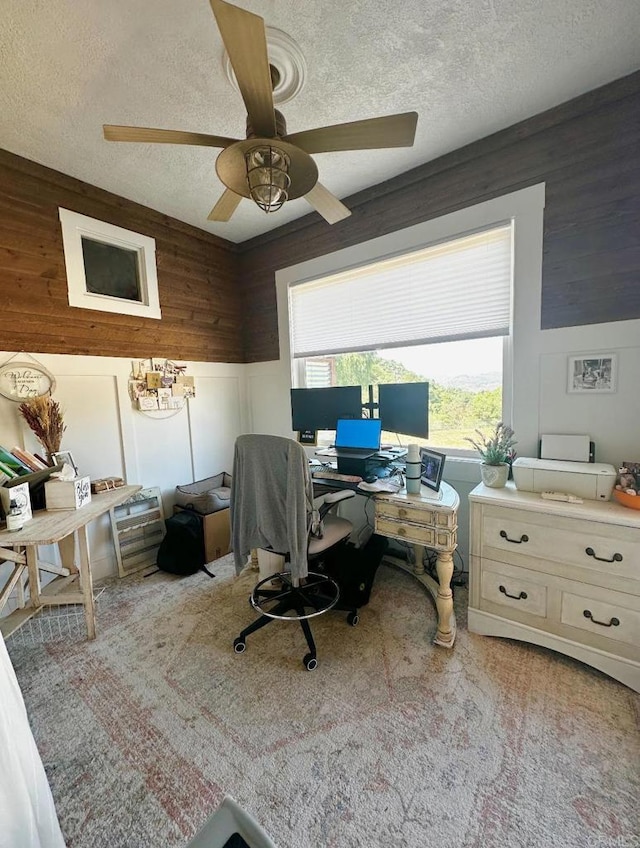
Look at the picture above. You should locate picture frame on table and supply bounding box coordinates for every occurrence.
[567,353,617,393]
[51,450,78,475]
[420,448,445,492]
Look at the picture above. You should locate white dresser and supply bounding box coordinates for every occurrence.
[468,483,640,692]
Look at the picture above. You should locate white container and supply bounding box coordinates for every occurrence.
[512,457,616,501]
[405,443,421,494]
[44,476,92,510]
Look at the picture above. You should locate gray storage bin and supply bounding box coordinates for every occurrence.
[175,472,232,515]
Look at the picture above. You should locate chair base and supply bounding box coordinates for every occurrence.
[234,570,351,670]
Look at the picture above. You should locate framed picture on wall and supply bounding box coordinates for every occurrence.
[567,353,617,393]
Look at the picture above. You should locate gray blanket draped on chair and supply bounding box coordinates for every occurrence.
[231,434,316,581]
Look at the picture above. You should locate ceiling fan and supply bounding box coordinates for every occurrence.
[103,0,418,225]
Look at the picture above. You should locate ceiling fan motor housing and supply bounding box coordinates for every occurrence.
[246,109,287,140]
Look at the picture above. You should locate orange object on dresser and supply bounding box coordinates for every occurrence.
[613,489,640,510]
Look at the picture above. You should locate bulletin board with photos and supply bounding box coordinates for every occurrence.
[129,359,195,412]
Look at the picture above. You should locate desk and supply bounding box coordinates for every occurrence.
[314,476,460,648]
[0,485,141,641]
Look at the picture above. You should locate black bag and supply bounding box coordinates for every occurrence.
[156,510,215,578]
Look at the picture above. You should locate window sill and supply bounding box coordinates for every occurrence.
[443,455,483,485]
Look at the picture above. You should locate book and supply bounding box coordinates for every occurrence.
[0,446,31,476]
[91,477,124,493]
[11,446,47,472]
[0,459,19,479]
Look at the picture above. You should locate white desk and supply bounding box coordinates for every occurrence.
[374,482,459,648]
[313,475,460,648]
[0,485,141,640]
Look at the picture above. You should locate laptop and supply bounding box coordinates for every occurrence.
[332,418,382,459]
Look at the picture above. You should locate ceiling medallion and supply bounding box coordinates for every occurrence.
[223,26,307,105]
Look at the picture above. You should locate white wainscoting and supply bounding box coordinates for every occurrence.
[0,352,247,604]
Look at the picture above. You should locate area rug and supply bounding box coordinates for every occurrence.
[7,556,640,848]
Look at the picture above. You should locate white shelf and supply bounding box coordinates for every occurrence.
[109,486,165,577]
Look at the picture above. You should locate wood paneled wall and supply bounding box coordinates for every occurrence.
[1,71,638,365]
[0,150,241,362]
[239,71,640,363]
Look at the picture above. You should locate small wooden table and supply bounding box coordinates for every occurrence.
[374,481,460,648]
[0,485,141,641]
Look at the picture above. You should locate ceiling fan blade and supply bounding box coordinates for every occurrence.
[207,189,242,222]
[284,112,418,154]
[103,125,238,148]
[304,183,351,225]
[209,0,276,138]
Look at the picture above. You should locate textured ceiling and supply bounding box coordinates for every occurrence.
[1,0,639,243]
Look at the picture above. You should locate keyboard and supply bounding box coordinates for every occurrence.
[334,449,376,459]
[312,470,363,483]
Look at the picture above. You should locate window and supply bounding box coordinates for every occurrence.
[59,208,161,319]
[288,225,512,451]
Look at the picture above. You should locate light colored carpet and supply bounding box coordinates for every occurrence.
[7,556,640,848]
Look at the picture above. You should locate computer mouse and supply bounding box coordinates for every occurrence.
[364,474,378,483]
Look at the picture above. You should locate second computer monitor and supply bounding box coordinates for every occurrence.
[290,385,363,432]
[378,382,429,438]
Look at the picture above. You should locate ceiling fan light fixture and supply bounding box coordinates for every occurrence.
[245,144,291,212]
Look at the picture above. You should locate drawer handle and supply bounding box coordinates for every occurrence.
[583,610,620,628]
[398,508,408,518]
[499,585,528,601]
[397,527,407,536]
[499,530,529,544]
[585,547,623,563]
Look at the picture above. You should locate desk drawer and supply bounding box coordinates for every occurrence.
[375,516,435,547]
[376,497,457,530]
[483,513,639,581]
[377,501,436,527]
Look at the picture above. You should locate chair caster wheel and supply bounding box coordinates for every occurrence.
[233,638,246,654]
[303,653,318,671]
[347,612,359,627]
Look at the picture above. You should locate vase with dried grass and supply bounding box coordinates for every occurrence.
[18,396,66,466]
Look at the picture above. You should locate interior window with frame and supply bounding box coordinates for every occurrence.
[288,224,512,453]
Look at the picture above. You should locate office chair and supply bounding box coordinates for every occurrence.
[231,434,357,670]
[186,795,277,847]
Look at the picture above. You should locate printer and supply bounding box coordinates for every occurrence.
[512,457,616,501]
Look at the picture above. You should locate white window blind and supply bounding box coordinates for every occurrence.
[289,224,513,358]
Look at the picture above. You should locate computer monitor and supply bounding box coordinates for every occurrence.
[290,386,363,432]
[378,382,429,439]
[334,418,382,451]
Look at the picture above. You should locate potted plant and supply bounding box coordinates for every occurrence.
[465,422,517,488]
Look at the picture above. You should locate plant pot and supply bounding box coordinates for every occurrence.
[481,462,510,488]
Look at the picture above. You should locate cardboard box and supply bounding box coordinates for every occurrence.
[45,476,92,510]
[203,508,231,562]
[174,505,231,562]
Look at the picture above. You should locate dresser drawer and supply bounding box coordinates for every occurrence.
[374,516,435,547]
[561,592,640,649]
[480,562,547,618]
[483,512,639,581]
